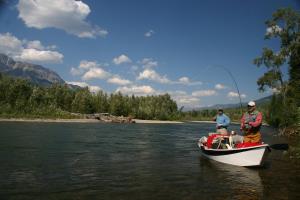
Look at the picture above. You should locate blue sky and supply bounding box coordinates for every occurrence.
[0,0,299,108]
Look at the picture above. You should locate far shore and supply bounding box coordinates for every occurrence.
[0,118,183,124]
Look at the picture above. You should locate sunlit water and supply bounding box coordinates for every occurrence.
[0,122,299,199]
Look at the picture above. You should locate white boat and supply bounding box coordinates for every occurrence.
[197,138,270,167]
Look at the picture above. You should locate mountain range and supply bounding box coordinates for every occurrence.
[197,95,272,110]
[0,53,65,86]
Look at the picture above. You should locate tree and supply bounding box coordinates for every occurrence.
[71,88,94,114]
[254,8,300,129]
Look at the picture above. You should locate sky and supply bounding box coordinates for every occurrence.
[0,0,299,109]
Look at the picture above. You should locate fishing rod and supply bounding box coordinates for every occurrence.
[211,65,244,115]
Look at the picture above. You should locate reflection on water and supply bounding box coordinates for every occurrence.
[0,122,299,199]
[199,156,263,199]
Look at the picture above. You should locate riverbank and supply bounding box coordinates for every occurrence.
[0,118,183,124]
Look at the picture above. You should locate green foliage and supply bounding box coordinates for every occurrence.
[254,8,300,129]
[0,73,179,120]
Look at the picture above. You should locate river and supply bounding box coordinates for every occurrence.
[0,122,299,199]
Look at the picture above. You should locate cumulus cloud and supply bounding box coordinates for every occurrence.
[116,85,156,96]
[0,32,23,56]
[16,48,63,63]
[178,77,190,84]
[17,0,108,38]
[79,60,100,69]
[144,30,155,37]
[140,58,158,68]
[0,32,63,64]
[137,68,171,84]
[107,76,131,85]
[192,90,217,97]
[169,91,201,107]
[70,60,108,76]
[82,67,111,80]
[67,81,101,93]
[227,91,246,99]
[215,83,227,90]
[178,76,202,86]
[71,59,132,85]
[113,54,132,65]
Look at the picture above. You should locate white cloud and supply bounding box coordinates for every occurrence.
[145,30,155,37]
[215,83,227,90]
[25,40,44,50]
[79,60,99,69]
[107,76,131,85]
[140,58,158,68]
[178,77,190,84]
[137,68,171,84]
[0,32,24,56]
[192,90,217,97]
[16,48,63,64]
[113,54,132,65]
[169,91,201,107]
[82,67,110,80]
[71,60,107,76]
[17,0,108,38]
[116,85,156,96]
[0,32,63,64]
[67,81,101,93]
[178,76,202,86]
[88,85,102,93]
[227,91,246,99]
[266,25,282,36]
[71,60,132,85]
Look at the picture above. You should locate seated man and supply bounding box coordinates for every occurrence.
[212,108,230,135]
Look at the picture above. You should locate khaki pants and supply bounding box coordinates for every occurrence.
[244,131,261,143]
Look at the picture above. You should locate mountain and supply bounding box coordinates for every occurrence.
[0,53,65,86]
[198,95,272,110]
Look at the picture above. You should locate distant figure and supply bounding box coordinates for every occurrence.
[240,101,263,143]
[213,108,230,135]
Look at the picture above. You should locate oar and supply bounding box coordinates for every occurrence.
[269,143,289,151]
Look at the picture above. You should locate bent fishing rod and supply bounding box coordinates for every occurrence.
[210,65,244,115]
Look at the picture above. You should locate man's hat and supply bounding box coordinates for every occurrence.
[248,101,256,107]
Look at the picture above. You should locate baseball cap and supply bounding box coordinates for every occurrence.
[248,101,256,107]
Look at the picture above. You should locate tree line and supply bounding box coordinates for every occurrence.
[0,73,178,120]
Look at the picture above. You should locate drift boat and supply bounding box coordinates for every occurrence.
[197,136,270,167]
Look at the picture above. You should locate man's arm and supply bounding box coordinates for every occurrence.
[249,112,262,127]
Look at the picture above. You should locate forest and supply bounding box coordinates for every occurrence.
[0,73,178,120]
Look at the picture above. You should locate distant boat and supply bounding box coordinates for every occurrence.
[197,137,270,167]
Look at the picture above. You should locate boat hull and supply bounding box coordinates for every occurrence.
[198,143,270,167]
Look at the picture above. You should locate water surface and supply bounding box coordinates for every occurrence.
[0,122,299,199]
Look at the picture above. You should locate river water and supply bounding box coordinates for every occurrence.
[0,122,299,200]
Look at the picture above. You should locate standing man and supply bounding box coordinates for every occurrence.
[213,108,230,134]
[240,101,263,143]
